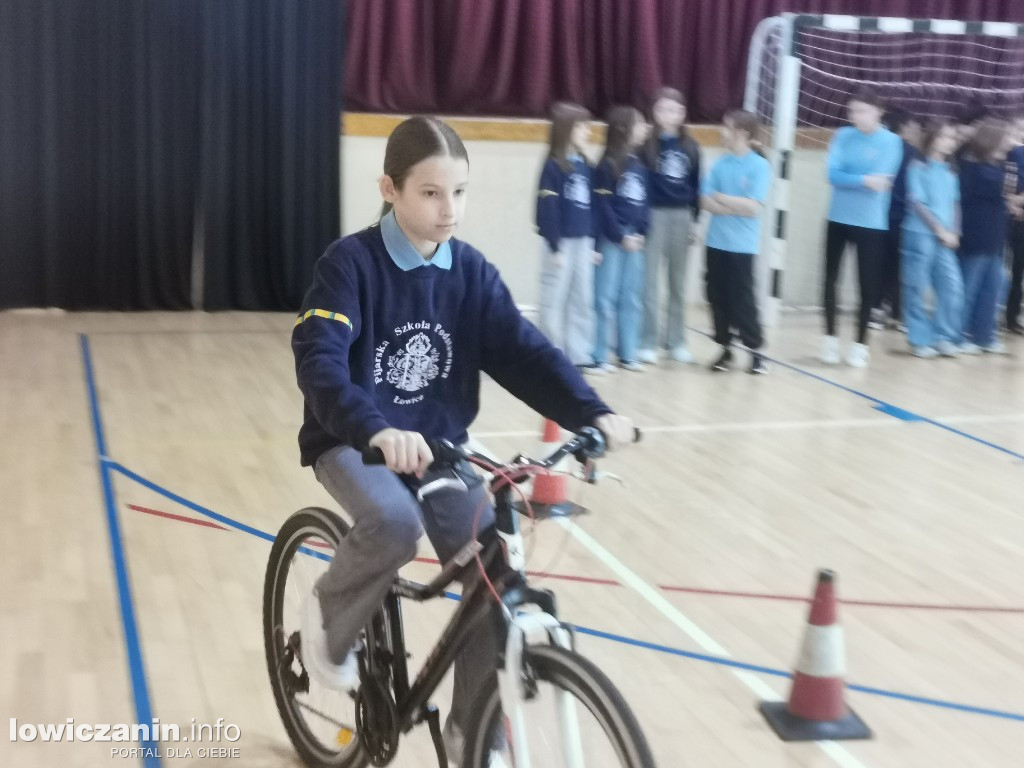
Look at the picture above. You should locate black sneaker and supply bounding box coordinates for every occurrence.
[1008,324,1024,336]
[748,353,768,375]
[710,348,732,372]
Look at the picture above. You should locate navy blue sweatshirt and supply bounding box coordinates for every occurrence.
[536,155,594,252]
[648,133,701,212]
[889,140,923,227]
[292,220,612,466]
[958,157,1008,256]
[593,155,650,244]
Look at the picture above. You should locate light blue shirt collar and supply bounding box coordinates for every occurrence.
[380,210,452,271]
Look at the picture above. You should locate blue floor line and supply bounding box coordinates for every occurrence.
[110,460,1024,725]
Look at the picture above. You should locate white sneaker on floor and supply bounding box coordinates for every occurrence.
[620,360,645,372]
[982,341,1008,354]
[868,308,886,331]
[819,335,841,365]
[669,345,695,364]
[935,340,960,357]
[595,361,618,373]
[636,348,659,364]
[300,590,359,692]
[845,342,870,368]
[443,722,507,768]
[911,346,938,359]
[959,341,983,355]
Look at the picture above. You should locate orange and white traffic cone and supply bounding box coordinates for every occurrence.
[517,419,581,519]
[760,570,872,741]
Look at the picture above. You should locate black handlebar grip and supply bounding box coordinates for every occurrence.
[633,427,642,443]
[361,447,387,465]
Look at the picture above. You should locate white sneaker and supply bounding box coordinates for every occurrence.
[301,590,359,692]
[982,341,1008,355]
[959,341,983,355]
[935,340,960,357]
[820,335,841,365]
[911,346,938,359]
[595,361,618,374]
[443,722,508,768]
[845,342,870,368]
[669,345,695,364]
[620,360,645,372]
[868,308,885,331]
[636,348,659,365]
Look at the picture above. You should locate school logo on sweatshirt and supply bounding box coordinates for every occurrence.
[374,321,454,404]
[618,171,647,203]
[659,149,690,181]
[564,174,591,208]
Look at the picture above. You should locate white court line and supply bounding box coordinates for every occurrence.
[555,517,869,768]
[471,412,1024,441]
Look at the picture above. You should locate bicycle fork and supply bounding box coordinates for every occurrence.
[498,611,584,768]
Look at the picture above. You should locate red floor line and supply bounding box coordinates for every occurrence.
[127,504,229,531]
[126,504,1024,614]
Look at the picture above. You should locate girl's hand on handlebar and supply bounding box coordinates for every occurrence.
[593,414,636,451]
[368,428,434,478]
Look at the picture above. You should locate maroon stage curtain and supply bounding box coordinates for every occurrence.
[343,0,1024,122]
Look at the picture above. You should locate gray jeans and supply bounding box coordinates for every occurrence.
[313,445,497,733]
[642,207,694,350]
[538,236,596,365]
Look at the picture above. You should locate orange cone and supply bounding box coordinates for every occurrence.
[530,419,568,505]
[760,570,871,741]
[513,419,583,519]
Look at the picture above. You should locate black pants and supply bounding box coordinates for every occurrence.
[705,246,763,350]
[1007,219,1024,329]
[876,222,902,321]
[823,221,886,344]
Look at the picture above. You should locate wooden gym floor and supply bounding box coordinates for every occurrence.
[1,309,1022,767]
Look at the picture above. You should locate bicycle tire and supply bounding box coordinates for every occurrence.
[263,506,368,768]
[461,644,656,768]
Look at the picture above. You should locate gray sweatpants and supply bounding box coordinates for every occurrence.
[642,207,694,351]
[538,236,596,365]
[313,445,497,733]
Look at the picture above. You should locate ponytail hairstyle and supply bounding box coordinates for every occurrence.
[645,86,699,169]
[379,116,468,219]
[548,101,592,172]
[601,105,645,181]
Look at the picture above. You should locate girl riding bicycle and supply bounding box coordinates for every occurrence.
[291,115,636,759]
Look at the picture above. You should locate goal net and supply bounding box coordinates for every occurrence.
[745,14,1024,320]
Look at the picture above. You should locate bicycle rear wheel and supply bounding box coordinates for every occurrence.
[461,644,656,768]
[263,506,367,768]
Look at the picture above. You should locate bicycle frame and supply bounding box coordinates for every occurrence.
[373,472,562,736]
[358,430,617,767]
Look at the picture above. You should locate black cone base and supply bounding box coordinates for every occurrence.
[759,701,872,742]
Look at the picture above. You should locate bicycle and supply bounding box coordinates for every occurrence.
[264,426,655,768]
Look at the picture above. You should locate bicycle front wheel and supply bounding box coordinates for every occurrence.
[461,644,656,768]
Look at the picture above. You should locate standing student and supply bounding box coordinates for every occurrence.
[901,121,964,358]
[1003,113,1024,335]
[536,102,601,371]
[639,87,701,365]
[873,107,923,330]
[292,115,636,760]
[593,106,651,372]
[820,86,904,368]
[700,110,772,374]
[958,117,1012,354]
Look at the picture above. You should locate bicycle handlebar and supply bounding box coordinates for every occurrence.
[360,426,641,472]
